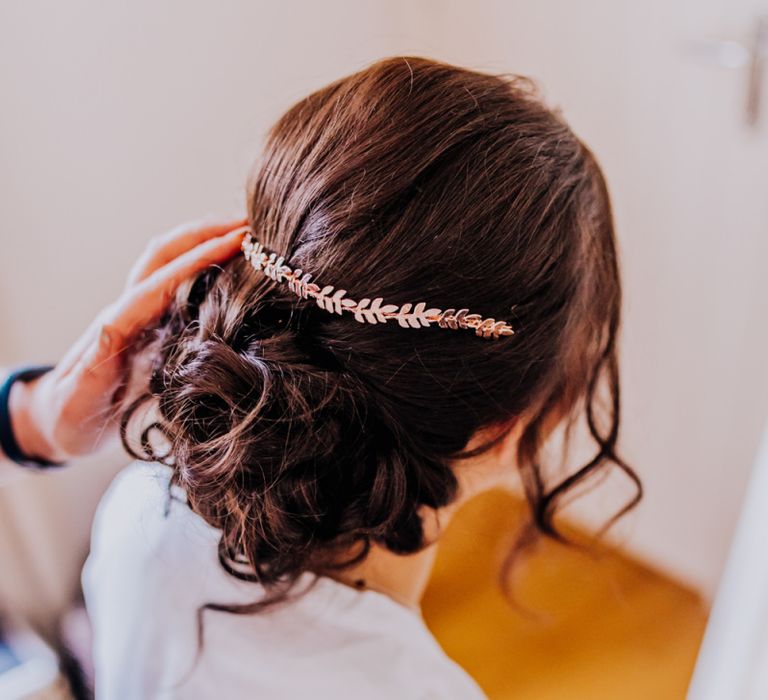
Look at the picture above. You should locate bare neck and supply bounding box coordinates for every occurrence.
[322,422,521,610]
[324,502,461,611]
[326,539,440,611]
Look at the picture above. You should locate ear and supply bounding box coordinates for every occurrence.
[487,419,526,494]
[493,418,523,465]
[451,419,525,499]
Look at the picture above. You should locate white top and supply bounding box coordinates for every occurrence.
[82,462,487,699]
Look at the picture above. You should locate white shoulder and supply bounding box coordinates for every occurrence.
[83,461,221,599]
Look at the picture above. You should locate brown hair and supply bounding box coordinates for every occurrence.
[121,56,640,610]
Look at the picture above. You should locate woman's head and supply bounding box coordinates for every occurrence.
[122,56,639,591]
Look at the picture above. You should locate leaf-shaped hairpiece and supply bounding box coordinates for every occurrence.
[239,227,515,340]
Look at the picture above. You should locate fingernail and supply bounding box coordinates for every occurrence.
[100,327,113,351]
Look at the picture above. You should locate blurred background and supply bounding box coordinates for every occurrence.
[1,1,766,698]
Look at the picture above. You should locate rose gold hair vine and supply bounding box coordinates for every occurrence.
[236,226,515,339]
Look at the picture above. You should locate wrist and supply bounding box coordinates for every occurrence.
[6,370,67,465]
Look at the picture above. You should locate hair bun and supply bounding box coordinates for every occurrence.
[124,261,457,585]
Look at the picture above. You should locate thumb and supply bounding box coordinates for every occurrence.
[81,324,125,372]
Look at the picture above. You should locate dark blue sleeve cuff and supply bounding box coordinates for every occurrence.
[0,365,67,470]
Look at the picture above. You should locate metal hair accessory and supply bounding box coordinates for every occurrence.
[237,226,515,339]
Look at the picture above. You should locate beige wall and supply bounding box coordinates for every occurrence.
[1,0,766,622]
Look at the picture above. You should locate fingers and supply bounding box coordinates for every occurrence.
[104,227,248,342]
[25,220,251,463]
[125,217,248,288]
[55,307,125,379]
[57,223,247,384]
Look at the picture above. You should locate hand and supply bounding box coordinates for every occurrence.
[8,218,248,464]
